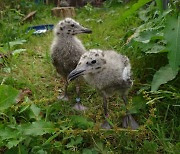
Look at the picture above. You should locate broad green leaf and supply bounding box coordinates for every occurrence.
[66,136,83,148]
[20,121,54,136]
[129,96,146,114]
[0,124,24,149]
[122,0,153,19]
[0,85,19,111]
[27,104,42,120]
[94,142,109,154]
[70,115,94,129]
[138,2,156,22]
[7,138,24,149]
[151,65,178,91]
[0,125,20,140]
[138,9,150,22]
[115,0,153,25]
[138,41,166,54]
[134,30,162,44]
[151,33,164,41]
[164,15,180,70]
[30,104,41,120]
[146,44,166,53]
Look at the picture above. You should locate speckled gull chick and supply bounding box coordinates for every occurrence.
[68,49,139,129]
[51,18,92,110]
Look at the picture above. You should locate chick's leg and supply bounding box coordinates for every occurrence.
[101,93,112,129]
[103,94,108,117]
[58,79,69,101]
[73,79,87,111]
[122,95,139,130]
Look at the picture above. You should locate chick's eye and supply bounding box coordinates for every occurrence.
[91,60,96,64]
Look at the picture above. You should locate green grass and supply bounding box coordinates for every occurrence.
[0,2,180,153]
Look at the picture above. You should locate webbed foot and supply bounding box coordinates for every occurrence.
[73,102,88,111]
[57,95,69,101]
[101,120,112,129]
[122,114,139,130]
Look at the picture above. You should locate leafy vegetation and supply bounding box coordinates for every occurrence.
[126,1,180,91]
[0,0,179,153]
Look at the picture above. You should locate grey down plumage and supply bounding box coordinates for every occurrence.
[51,18,91,108]
[68,49,139,129]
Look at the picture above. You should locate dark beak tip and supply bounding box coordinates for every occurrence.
[67,74,73,81]
[87,30,92,33]
[67,69,85,82]
[84,29,92,34]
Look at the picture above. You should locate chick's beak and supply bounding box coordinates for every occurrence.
[68,69,85,82]
[81,28,92,34]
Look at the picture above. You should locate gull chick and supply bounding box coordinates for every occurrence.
[51,18,92,110]
[68,49,139,129]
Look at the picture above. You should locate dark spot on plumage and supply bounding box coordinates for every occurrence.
[57,32,60,35]
[124,59,129,66]
[91,60,96,64]
[101,59,106,64]
[96,67,101,69]
[71,24,75,27]
[67,32,70,35]
[86,62,89,65]
[95,54,99,56]
[101,53,105,57]
[68,30,71,32]
[72,30,76,35]
[60,27,63,31]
